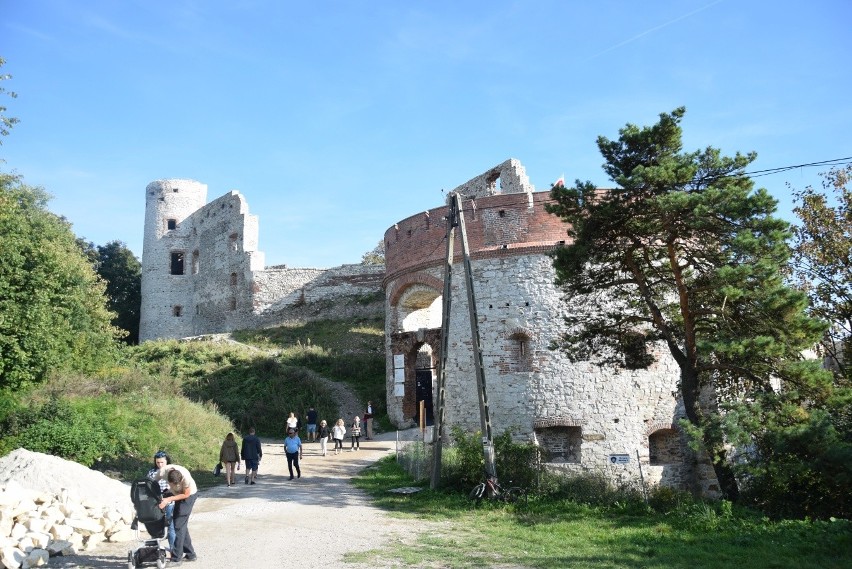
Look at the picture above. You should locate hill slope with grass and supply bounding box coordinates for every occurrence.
[0,317,387,487]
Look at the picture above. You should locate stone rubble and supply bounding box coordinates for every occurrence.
[0,449,136,569]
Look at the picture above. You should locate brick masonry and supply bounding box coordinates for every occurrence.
[383,159,718,495]
[139,161,719,495]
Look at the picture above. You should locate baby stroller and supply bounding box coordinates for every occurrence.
[127,478,169,569]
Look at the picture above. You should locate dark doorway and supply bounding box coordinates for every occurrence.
[415,368,434,426]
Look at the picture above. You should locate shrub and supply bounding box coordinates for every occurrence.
[440,427,544,492]
[0,397,120,464]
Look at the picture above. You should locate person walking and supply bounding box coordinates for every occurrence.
[306,407,318,442]
[350,415,362,451]
[146,451,175,555]
[219,433,240,487]
[286,412,298,434]
[332,418,346,455]
[156,463,198,564]
[240,427,262,485]
[318,420,330,456]
[364,401,374,440]
[284,428,303,480]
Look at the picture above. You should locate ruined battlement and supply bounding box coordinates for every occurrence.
[139,180,383,342]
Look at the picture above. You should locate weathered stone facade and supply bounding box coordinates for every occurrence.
[139,179,383,342]
[383,159,714,494]
[139,162,718,494]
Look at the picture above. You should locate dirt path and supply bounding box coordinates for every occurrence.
[51,432,422,569]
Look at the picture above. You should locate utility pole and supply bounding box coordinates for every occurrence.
[431,193,456,489]
[430,192,497,490]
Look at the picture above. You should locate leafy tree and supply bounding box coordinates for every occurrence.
[361,240,385,265]
[0,174,122,389]
[0,57,18,144]
[95,241,142,344]
[546,108,829,500]
[791,165,852,381]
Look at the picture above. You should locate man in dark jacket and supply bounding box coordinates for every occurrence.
[240,427,262,485]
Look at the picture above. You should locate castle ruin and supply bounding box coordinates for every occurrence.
[139,179,383,342]
[383,159,717,495]
[140,161,718,494]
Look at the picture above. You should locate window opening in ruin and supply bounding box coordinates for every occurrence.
[498,209,506,218]
[173,305,182,317]
[191,250,199,274]
[649,429,682,465]
[167,219,177,230]
[229,298,237,311]
[535,426,582,464]
[506,332,532,372]
[398,286,442,332]
[230,272,237,286]
[170,252,185,275]
[229,233,239,252]
[486,172,501,193]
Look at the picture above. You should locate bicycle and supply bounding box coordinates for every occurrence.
[469,476,527,504]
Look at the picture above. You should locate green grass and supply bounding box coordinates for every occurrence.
[1,319,388,486]
[350,457,852,569]
[0,372,235,487]
[232,317,384,355]
[233,318,387,425]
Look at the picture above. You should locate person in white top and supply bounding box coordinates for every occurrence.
[331,418,346,455]
[157,464,198,564]
[350,415,362,451]
[286,412,298,433]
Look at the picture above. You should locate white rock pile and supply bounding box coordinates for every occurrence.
[0,449,136,569]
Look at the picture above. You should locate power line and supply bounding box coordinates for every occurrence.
[743,156,852,179]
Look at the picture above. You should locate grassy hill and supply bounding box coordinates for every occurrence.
[0,317,386,486]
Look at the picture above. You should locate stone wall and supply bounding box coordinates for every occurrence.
[140,180,385,341]
[382,159,713,495]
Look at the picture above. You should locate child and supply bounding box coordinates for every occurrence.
[332,418,346,455]
[350,415,362,451]
[318,420,330,457]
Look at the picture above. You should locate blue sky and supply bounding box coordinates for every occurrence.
[2,0,850,268]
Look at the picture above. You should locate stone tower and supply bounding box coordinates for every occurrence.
[383,159,714,495]
[139,179,208,342]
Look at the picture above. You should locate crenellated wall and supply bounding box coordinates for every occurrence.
[382,159,717,495]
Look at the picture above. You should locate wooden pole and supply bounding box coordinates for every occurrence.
[456,193,497,483]
[430,193,456,490]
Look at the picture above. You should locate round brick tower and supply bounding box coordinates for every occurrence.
[139,179,208,342]
[383,160,706,494]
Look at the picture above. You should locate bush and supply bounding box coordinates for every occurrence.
[725,396,852,520]
[648,485,693,513]
[538,470,645,509]
[0,397,120,464]
[439,427,544,492]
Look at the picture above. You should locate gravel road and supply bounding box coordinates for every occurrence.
[50,432,421,569]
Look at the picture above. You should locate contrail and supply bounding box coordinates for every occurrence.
[584,0,724,61]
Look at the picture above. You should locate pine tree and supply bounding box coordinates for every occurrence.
[546,108,828,499]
